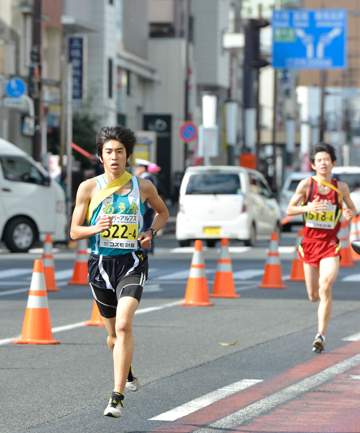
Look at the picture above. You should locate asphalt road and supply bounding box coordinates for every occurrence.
[1,232,360,433]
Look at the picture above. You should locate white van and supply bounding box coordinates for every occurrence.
[176,166,281,247]
[0,138,67,252]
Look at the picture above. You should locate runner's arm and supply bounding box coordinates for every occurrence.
[286,178,327,216]
[70,180,113,240]
[338,182,357,221]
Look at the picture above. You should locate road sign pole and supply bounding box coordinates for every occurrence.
[66,63,73,243]
[319,70,327,142]
[31,0,42,162]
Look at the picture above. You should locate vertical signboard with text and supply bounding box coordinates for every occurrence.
[68,36,85,105]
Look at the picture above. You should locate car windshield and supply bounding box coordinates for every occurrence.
[334,173,360,191]
[186,173,241,195]
[288,179,302,191]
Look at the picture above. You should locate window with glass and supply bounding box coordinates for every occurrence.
[185,173,241,195]
[0,157,47,185]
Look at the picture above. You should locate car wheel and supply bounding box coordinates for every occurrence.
[3,217,37,253]
[206,239,217,248]
[244,223,256,247]
[179,240,191,247]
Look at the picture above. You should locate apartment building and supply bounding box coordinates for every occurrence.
[147,0,233,198]
[0,0,62,156]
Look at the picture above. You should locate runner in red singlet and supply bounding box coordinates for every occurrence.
[286,143,356,353]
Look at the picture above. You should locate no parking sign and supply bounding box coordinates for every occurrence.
[179,121,198,143]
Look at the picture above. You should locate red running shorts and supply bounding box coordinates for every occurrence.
[299,238,341,267]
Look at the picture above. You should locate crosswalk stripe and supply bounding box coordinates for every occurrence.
[232,270,264,280]
[0,269,32,279]
[150,379,262,421]
[342,274,360,282]
[343,331,360,341]
[193,354,360,432]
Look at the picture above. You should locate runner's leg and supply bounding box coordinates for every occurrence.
[113,296,139,394]
[102,317,116,351]
[317,255,339,336]
[303,262,320,302]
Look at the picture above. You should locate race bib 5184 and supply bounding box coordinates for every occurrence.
[306,203,336,230]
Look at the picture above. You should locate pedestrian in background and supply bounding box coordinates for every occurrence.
[70,126,169,419]
[135,159,161,254]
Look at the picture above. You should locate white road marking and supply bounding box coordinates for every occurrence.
[170,247,252,254]
[0,281,68,297]
[347,375,360,380]
[144,284,162,293]
[277,246,296,253]
[0,288,30,296]
[0,269,32,279]
[342,274,360,282]
[228,247,252,253]
[55,269,74,280]
[343,331,360,341]
[193,354,360,432]
[156,270,190,280]
[233,270,264,280]
[150,379,262,421]
[0,282,33,286]
[0,300,181,346]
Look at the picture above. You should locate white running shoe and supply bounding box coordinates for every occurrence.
[312,333,325,353]
[104,392,123,418]
[126,364,140,392]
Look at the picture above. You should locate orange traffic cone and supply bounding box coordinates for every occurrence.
[339,220,354,267]
[286,229,305,281]
[349,217,359,261]
[180,240,214,306]
[259,232,287,289]
[68,239,89,285]
[210,238,239,298]
[14,260,60,345]
[42,234,60,292]
[85,301,105,326]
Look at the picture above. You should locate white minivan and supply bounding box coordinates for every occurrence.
[0,138,67,252]
[176,166,281,247]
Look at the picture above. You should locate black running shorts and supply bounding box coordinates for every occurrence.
[87,250,148,318]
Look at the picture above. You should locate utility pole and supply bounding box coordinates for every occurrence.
[271,69,278,191]
[30,0,42,162]
[183,0,190,168]
[243,18,269,155]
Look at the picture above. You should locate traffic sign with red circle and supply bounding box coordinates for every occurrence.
[179,121,198,142]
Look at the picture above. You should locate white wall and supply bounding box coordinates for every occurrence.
[148,38,186,173]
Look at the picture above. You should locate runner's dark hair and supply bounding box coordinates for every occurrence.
[309,142,337,164]
[96,125,137,166]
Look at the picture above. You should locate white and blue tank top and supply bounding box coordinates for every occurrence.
[89,175,146,256]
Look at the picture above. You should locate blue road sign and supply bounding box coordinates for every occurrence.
[272,9,347,69]
[6,77,26,98]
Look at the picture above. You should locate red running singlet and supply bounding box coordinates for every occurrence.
[302,177,342,241]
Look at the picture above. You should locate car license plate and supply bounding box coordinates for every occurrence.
[204,227,220,236]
